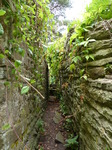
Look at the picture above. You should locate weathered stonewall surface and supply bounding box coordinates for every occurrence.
[61,19,112,150]
[0,2,48,150]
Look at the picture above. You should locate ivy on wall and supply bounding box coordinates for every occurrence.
[0,0,54,96]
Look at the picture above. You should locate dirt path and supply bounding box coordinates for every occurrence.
[38,99,67,150]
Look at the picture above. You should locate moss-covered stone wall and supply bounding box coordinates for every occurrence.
[0,2,48,150]
[61,19,112,150]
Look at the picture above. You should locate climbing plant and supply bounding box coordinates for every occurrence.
[0,0,54,149]
[0,0,54,96]
[48,0,112,81]
[47,36,66,84]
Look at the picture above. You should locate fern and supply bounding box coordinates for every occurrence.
[65,135,78,150]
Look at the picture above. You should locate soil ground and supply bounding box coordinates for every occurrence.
[38,98,68,150]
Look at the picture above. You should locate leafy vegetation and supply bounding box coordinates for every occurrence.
[65,135,78,150]
[0,9,6,16]
[21,86,30,94]
[105,148,111,150]
[84,0,112,24]
[2,123,11,130]
[36,119,45,134]
[47,36,66,84]
[37,145,44,150]
[0,0,54,98]
[47,0,112,84]
[60,96,69,115]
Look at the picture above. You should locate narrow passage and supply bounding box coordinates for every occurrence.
[38,97,67,150]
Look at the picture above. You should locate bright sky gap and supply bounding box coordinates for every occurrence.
[65,0,92,20]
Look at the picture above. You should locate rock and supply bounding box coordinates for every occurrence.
[53,117,60,124]
[55,112,62,120]
[86,28,110,40]
[55,132,64,144]
[60,18,112,150]
[0,58,6,67]
[88,78,112,91]
[85,19,112,40]
[93,48,112,60]
[85,57,112,67]
[53,111,62,124]
[105,75,112,79]
[86,86,112,107]
[0,80,6,103]
[87,67,105,79]
[88,39,112,51]
[0,68,5,79]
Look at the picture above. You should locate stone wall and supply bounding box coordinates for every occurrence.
[0,2,48,150]
[61,19,112,150]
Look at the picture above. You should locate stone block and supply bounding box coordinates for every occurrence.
[0,58,6,67]
[55,131,64,144]
[105,75,112,79]
[88,78,112,91]
[86,87,112,107]
[93,48,112,60]
[87,67,105,79]
[0,80,5,103]
[86,19,112,40]
[85,57,112,67]
[2,119,28,150]
[0,67,6,79]
[87,28,110,40]
[88,39,112,51]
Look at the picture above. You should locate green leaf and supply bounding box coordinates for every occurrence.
[82,75,87,80]
[30,79,36,84]
[14,60,22,68]
[83,28,89,32]
[28,49,33,55]
[18,48,25,56]
[0,53,5,59]
[39,9,43,19]
[85,55,89,61]
[80,69,85,76]
[5,50,10,54]
[78,41,88,46]
[11,68,16,74]
[65,135,78,147]
[70,64,75,71]
[0,10,6,16]
[4,81,10,86]
[89,55,94,60]
[2,124,11,130]
[0,23,4,35]
[70,33,77,43]
[21,86,30,94]
[72,56,81,63]
[72,57,78,63]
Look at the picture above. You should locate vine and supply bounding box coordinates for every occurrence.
[47,0,112,83]
[0,0,54,149]
[47,36,66,84]
[0,0,54,95]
